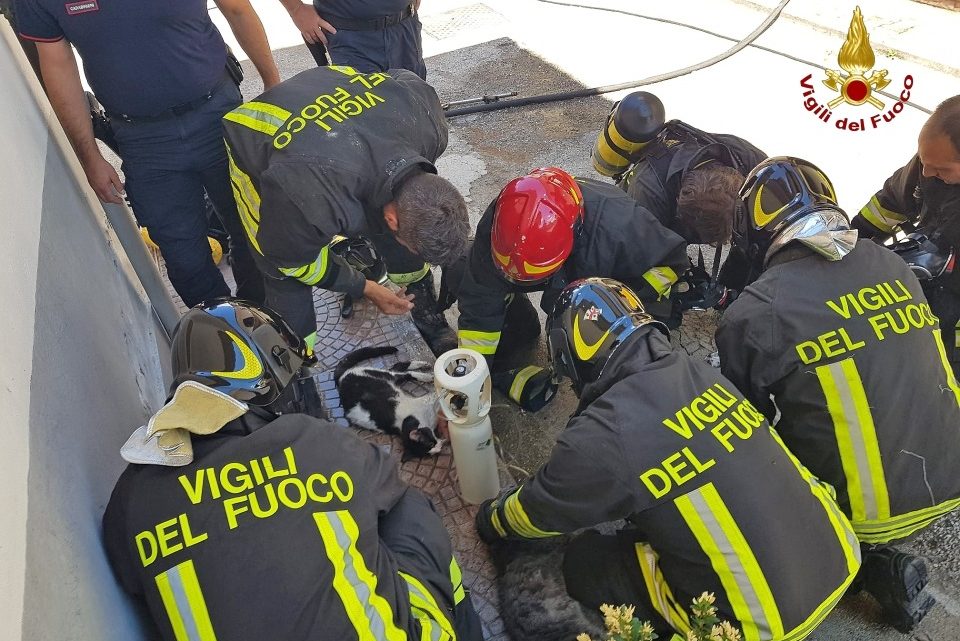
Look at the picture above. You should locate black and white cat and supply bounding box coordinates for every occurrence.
[334,346,443,459]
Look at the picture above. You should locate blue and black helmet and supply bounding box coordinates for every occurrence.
[547,278,667,395]
[170,298,314,406]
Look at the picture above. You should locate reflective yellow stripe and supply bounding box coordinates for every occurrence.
[329,64,359,75]
[634,543,691,634]
[314,511,407,641]
[765,430,862,639]
[933,329,960,407]
[244,100,292,122]
[675,483,783,641]
[304,332,317,354]
[400,571,455,641]
[642,266,678,299]
[780,568,855,641]
[155,560,218,641]
[280,246,331,286]
[955,320,960,349]
[502,488,561,538]
[816,358,890,523]
[209,331,264,379]
[448,557,466,605]
[489,508,507,537]
[768,428,861,574]
[225,144,263,254]
[458,329,501,355]
[508,366,542,404]
[388,264,431,286]
[223,102,291,136]
[855,496,960,543]
[858,195,908,234]
[224,112,278,136]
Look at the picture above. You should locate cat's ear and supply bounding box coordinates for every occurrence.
[402,416,421,437]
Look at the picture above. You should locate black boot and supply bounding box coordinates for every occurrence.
[406,271,458,356]
[861,547,935,633]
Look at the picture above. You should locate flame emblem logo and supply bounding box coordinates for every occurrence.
[823,6,890,110]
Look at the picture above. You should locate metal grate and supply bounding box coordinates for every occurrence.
[421,3,507,40]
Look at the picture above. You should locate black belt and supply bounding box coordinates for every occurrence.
[108,75,230,124]
[321,3,415,31]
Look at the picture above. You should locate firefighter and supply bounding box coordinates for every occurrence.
[443,167,690,410]
[222,65,469,356]
[103,299,482,641]
[850,94,960,377]
[475,277,861,641]
[593,91,767,246]
[715,156,960,632]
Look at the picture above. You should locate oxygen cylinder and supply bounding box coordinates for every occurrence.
[434,349,500,504]
[592,91,666,178]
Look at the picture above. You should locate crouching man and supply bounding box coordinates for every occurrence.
[222,65,469,356]
[716,157,960,632]
[103,299,481,641]
[475,278,861,641]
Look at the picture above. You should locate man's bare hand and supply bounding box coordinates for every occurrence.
[289,2,336,45]
[82,154,124,204]
[364,280,414,315]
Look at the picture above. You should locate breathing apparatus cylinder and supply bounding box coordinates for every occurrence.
[592,91,666,177]
[434,349,500,504]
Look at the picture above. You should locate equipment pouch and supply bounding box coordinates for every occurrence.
[226,48,244,87]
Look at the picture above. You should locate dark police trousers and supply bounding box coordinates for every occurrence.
[111,79,264,307]
[306,10,426,79]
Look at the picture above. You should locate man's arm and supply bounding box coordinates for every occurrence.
[852,155,922,239]
[715,292,778,419]
[214,0,281,89]
[476,416,637,542]
[277,0,336,45]
[35,40,124,203]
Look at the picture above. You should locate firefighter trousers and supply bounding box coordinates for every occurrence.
[382,488,484,641]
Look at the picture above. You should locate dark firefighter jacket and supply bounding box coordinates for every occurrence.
[853,154,960,249]
[618,120,767,242]
[456,178,690,356]
[103,412,463,641]
[221,65,448,297]
[477,327,861,641]
[716,240,960,544]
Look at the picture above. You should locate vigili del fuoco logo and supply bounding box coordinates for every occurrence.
[799,6,914,132]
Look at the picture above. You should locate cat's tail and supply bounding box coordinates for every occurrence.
[333,346,399,383]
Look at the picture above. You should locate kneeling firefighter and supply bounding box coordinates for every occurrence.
[475,278,861,641]
[716,157,960,632]
[103,299,482,641]
[594,91,768,309]
[442,167,691,411]
[222,65,469,356]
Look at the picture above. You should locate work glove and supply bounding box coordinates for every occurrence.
[492,365,558,412]
[474,498,504,544]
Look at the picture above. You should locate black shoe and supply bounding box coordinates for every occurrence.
[861,547,935,633]
[406,272,458,356]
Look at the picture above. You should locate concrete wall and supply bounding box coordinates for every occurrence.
[0,22,168,641]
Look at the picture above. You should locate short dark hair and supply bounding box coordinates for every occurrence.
[926,95,960,157]
[676,164,745,244]
[396,173,469,266]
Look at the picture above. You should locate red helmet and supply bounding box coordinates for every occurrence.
[491,167,584,283]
